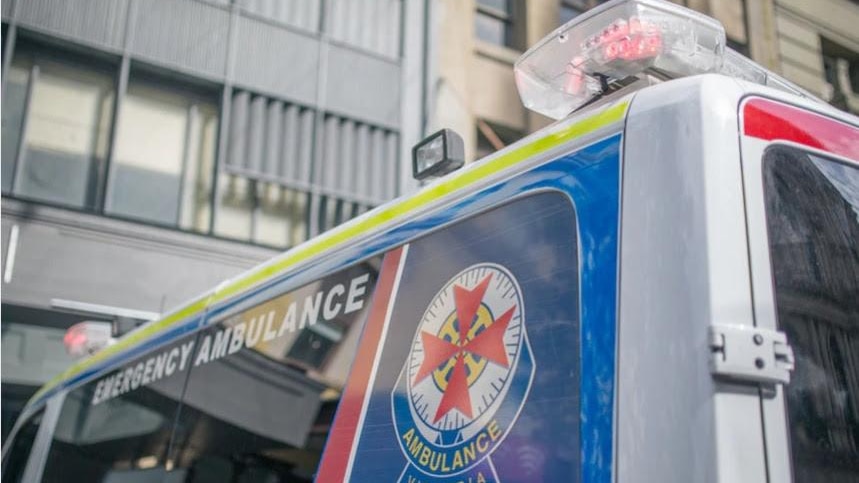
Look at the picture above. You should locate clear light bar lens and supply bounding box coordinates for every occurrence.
[515,0,725,119]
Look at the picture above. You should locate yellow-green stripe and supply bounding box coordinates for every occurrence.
[30,99,628,405]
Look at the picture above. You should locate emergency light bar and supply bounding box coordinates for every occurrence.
[515,0,819,119]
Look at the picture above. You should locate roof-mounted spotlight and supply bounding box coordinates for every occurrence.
[412,129,465,181]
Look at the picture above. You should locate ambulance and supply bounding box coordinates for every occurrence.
[3,0,858,481]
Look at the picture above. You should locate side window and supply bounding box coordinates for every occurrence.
[762,146,859,482]
[170,261,381,481]
[1,409,44,483]
[40,336,195,482]
[332,192,581,481]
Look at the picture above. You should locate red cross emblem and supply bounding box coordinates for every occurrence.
[412,274,515,423]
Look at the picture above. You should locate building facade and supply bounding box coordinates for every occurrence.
[1,0,427,437]
[428,0,859,161]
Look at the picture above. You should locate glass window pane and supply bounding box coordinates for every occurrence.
[340,192,581,480]
[475,12,509,46]
[172,260,382,480]
[15,59,114,208]
[1,409,44,483]
[213,173,254,241]
[41,336,194,482]
[179,105,218,232]
[762,146,859,482]
[477,0,509,12]
[254,184,290,247]
[560,4,583,24]
[108,83,217,229]
[1,61,31,194]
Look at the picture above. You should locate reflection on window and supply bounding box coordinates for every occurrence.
[1,410,43,483]
[172,260,381,480]
[1,322,75,387]
[108,81,217,231]
[214,175,309,247]
[2,53,114,208]
[763,146,859,482]
[41,337,191,483]
[475,0,516,49]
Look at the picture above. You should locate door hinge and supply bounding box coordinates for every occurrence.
[709,324,795,385]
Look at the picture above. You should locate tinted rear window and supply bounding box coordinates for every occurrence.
[2,409,44,482]
[762,145,859,482]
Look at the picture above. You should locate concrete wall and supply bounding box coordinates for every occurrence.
[431,0,558,163]
[1,198,276,315]
[774,0,859,101]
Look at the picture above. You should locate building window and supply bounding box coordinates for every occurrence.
[559,0,607,25]
[475,0,518,49]
[821,37,859,114]
[1,49,115,209]
[559,0,587,24]
[709,0,748,56]
[106,78,218,231]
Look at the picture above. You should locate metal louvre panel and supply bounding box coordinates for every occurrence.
[313,113,397,203]
[370,128,385,200]
[385,131,398,198]
[234,14,319,105]
[17,0,128,50]
[339,119,356,193]
[132,0,229,77]
[281,105,301,180]
[3,0,13,20]
[382,0,401,58]
[264,100,283,177]
[356,123,371,200]
[319,115,340,191]
[379,128,392,201]
[297,108,315,183]
[228,91,315,185]
[239,0,320,31]
[246,95,267,173]
[325,0,400,59]
[228,91,250,169]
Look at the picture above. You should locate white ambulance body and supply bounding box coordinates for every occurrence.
[3,1,857,482]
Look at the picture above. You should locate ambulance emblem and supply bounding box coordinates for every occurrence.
[392,263,535,482]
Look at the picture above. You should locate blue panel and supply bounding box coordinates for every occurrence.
[33,134,622,483]
[336,134,622,483]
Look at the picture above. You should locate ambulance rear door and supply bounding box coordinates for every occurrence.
[739,94,859,483]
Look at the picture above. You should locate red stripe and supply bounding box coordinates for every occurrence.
[315,246,404,482]
[743,97,859,163]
